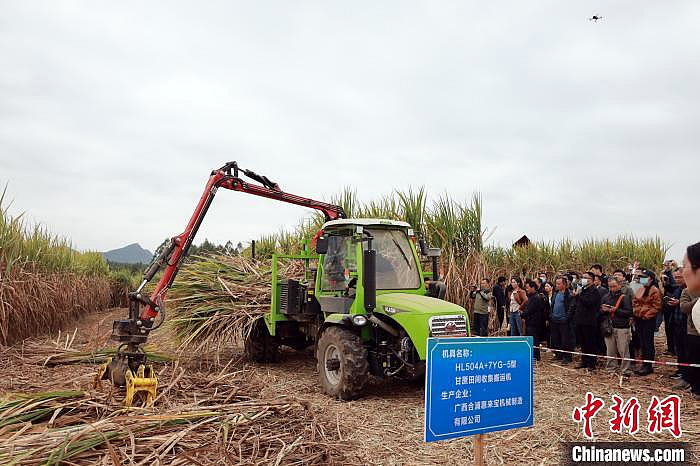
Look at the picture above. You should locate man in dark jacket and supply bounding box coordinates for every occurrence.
[601,277,634,374]
[590,264,608,289]
[550,276,574,363]
[593,274,609,356]
[567,272,581,348]
[522,280,546,361]
[538,272,549,293]
[594,275,608,299]
[662,260,677,289]
[574,272,602,370]
[669,270,688,387]
[661,275,678,356]
[492,276,507,328]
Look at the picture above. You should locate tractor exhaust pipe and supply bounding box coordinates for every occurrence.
[363,235,376,313]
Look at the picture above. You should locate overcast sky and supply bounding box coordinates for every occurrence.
[1,1,698,261]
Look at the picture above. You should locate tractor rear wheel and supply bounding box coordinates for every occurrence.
[316,326,368,400]
[245,317,280,363]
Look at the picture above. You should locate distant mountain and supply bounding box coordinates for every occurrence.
[103,243,153,264]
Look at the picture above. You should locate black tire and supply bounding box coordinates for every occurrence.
[245,317,280,363]
[316,326,369,400]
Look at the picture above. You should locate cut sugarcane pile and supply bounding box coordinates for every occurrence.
[167,255,305,351]
[0,367,349,465]
[17,332,173,367]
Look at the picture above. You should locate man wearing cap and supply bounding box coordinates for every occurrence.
[601,277,634,375]
[613,269,635,302]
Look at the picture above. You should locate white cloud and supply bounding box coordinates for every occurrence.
[1,1,698,262]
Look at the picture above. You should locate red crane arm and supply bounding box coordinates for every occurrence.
[221,178,345,222]
[132,162,345,321]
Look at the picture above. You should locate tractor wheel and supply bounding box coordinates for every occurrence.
[316,326,368,400]
[245,317,279,363]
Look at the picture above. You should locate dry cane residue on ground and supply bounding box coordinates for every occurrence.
[1,307,698,465]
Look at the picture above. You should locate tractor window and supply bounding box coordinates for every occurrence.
[321,234,356,291]
[365,228,421,290]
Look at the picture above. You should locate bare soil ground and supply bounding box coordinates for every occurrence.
[2,307,698,465]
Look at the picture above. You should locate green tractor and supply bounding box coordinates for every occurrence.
[245,218,471,400]
[99,162,470,405]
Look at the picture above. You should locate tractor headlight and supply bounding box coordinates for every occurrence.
[352,315,368,326]
[384,306,406,315]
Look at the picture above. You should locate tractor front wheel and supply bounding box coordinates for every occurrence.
[245,317,280,363]
[316,326,368,400]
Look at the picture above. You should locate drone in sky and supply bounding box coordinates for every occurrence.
[589,15,603,22]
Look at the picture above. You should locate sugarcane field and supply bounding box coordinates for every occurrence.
[2,3,700,466]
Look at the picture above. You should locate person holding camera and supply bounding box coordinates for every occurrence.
[470,278,493,337]
[632,269,662,376]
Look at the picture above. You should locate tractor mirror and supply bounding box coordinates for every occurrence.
[315,236,329,255]
[363,248,376,312]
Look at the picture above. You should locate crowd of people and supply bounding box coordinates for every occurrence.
[469,242,700,399]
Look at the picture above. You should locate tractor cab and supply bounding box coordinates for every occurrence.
[246,218,470,400]
[316,219,423,311]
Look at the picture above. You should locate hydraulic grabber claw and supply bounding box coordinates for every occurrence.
[95,355,127,387]
[95,291,161,407]
[94,346,158,407]
[124,364,158,407]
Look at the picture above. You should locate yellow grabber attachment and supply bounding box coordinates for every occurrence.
[95,355,158,407]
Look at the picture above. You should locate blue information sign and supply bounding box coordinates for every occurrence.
[424,336,534,442]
